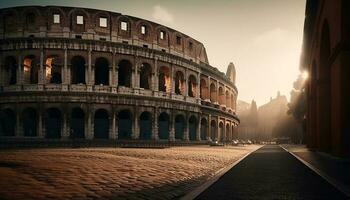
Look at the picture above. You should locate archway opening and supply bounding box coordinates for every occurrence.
[218,87,224,105]
[71,56,86,84]
[45,108,62,139]
[210,120,217,141]
[23,55,38,84]
[158,112,169,139]
[210,83,216,103]
[118,60,132,87]
[94,109,109,139]
[219,122,224,142]
[0,109,16,136]
[140,63,152,89]
[175,115,185,140]
[200,79,208,100]
[226,124,230,141]
[189,116,197,141]
[139,111,152,140]
[70,108,85,139]
[200,118,208,140]
[4,56,17,85]
[95,57,109,85]
[188,75,197,97]
[118,109,132,139]
[226,91,230,108]
[175,71,184,95]
[45,56,62,84]
[158,66,170,92]
[22,108,37,137]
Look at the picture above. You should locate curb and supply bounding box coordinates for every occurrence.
[180,145,264,200]
[280,145,350,198]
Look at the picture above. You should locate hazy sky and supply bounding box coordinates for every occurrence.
[0,0,306,106]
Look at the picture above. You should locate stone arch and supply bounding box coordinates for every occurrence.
[68,8,89,32]
[0,108,16,136]
[200,78,208,100]
[200,118,208,140]
[71,56,86,84]
[23,55,39,84]
[117,15,132,37]
[93,11,110,28]
[210,120,217,140]
[188,115,197,141]
[94,109,109,139]
[140,62,152,89]
[95,57,109,85]
[219,121,224,142]
[155,26,170,45]
[210,83,217,103]
[139,111,152,140]
[45,108,62,139]
[118,109,132,139]
[3,56,17,85]
[136,20,153,39]
[188,74,197,97]
[3,9,19,33]
[45,55,62,84]
[175,114,185,140]
[118,59,132,87]
[70,107,85,139]
[22,108,37,137]
[225,90,230,108]
[24,10,39,31]
[226,123,230,141]
[46,7,66,28]
[158,66,170,92]
[218,87,224,105]
[175,71,185,95]
[318,19,332,152]
[158,112,169,139]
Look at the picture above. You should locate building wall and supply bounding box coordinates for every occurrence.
[301,0,350,156]
[0,6,239,143]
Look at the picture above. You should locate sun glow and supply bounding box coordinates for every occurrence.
[301,71,309,80]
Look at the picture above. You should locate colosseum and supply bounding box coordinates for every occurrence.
[0,6,239,145]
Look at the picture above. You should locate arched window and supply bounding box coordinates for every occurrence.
[139,63,152,89]
[71,56,86,84]
[188,75,197,97]
[118,110,132,139]
[175,115,185,140]
[200,118,208,140]
[175,71,184,95]
[200,79,208,100]
[26,13,36,30]
[218,87,224,105]
[4,56,17,85]
[139,112,152,140]
[158,66,170,92]
[189,116,197,141]
[210,83,217,103]
[0,109,16,136]
[22,108,37,137]
[210,120,217,141]
[70,108,85,139]
[94,109,109,139]
[45,108,62,139]
[158,112,169,139]
[95,57,109,85]
[23,55,38,84]
[45,56,62,84]
[118,60,132,87]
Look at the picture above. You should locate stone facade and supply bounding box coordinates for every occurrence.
[301,0,350,156]
[0,6,239,143]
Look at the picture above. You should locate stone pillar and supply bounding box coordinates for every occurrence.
[169,113,175,141]
[196,72,201,99]
[184,113,189,141]
[38,110,43,138]
[170,63,174,94]
[111,52,116,86]
[133,110,139,139]
[15,109,22,137]
[110,111,116,139]
[134,59,140,88]
[217,81,220,104]
[115,55,119,87]
[152,108,159,140]
[153,58,159,91]
[208,114,212,141]
[63,48,68,85]
[196,114,201,141]
[17,54,23,85]
[184,69,188,97]
[86,110,93,139]
[88,50,92,85]
[62,112,69,139]
[39,49,45,85]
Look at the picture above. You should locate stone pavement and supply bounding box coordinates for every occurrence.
[0,145,260,200]
[282,144,350,197]
[196,145,348,200]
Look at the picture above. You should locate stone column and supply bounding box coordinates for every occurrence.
[62,112,69,139]
[183,113,189,141]
[152,108,159,140]
[63,48,69,86]
[38,110,43,138]
[170,63,174,94]
[169,113,175,141]
[88,50,93,85]
[196,114,201,141]
[15,109,22,137]
[110,110,116,139]
[153,58,159,91]
[184,69,188,97]
[196,72,201,99]
[17,54,23,85]
[217,81,220,104]
[208,114,211,141]
[133,110,139,139]
[111,52,116,86]
[86,110,93,139]
[39,48,45,85]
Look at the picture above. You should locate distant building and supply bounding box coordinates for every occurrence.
[301,0,350,156]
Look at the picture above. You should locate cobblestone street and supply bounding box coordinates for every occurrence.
[0,145,260,200]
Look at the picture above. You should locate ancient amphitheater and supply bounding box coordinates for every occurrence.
[0,6,239,145]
